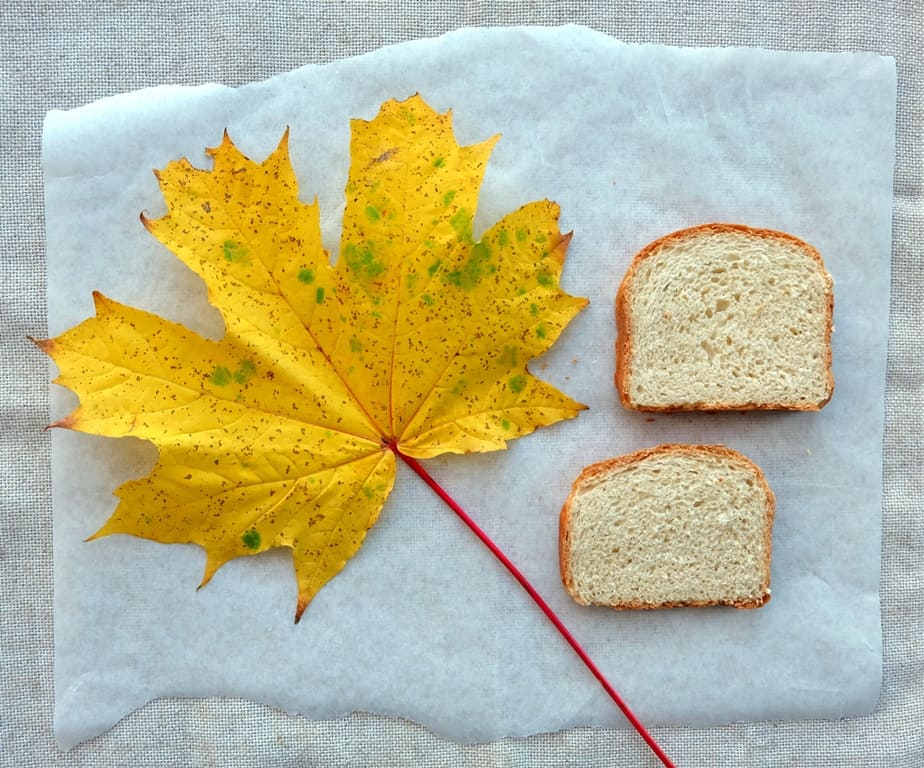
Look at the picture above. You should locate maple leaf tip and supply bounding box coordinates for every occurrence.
[198,556,222,591]
[27,334,51,353]
[84,524,106,542]
[205,130,233,158]
[483,132,502,150]
[47,414,78,431]
[91,290,112,313]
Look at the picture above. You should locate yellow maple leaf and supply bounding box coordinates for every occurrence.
[36,94,588,621]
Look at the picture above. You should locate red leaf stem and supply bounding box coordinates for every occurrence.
[391,445,675,768]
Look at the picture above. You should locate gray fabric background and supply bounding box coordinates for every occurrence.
[2,2,920,765]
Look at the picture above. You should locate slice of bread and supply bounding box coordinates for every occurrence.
[616,223,834,411]
[559,444,774,610]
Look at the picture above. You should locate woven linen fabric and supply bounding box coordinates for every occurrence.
[2,2,920,765]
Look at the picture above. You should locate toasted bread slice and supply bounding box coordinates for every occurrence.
[616,223,834,411]
[560,444,774,610]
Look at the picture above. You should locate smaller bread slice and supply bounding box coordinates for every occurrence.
[616,223,834,411]
[560,444,774,610]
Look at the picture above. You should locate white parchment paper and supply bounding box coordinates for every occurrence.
[42,26,896,748]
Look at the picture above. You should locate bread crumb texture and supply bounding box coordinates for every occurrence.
[561,445,773,609]
[618,224,833,410]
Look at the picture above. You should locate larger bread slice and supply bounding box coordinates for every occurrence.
[559,444,774,610]
[616,223,834,411]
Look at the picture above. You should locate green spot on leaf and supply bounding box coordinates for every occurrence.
[450,208,473,243]
[516,228,528,242]
[445,241,492,291]
[451,379,467,396]
[537,272,554,287]
[529,303,539,317]
[349,338,362,353]
[362,485,375,500]
[365,205,381,222]
[502,419,511,430]
[242,529,261,550]
[210,366,232,387]
[535,324,547,340]
[509,375,527,394]
[222,240,248,263]
[233,360,256,384]
[422,294,434,306]
[498,230,510,247]
[433,157,445,168]
[316,287,325,304]
[443,190,456,207]
[534,233,548,243]
[428,259,442,276]
[298,268,315,284]
[344,242,386,282]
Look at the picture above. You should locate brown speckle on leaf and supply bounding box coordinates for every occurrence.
[370,147,398,166]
